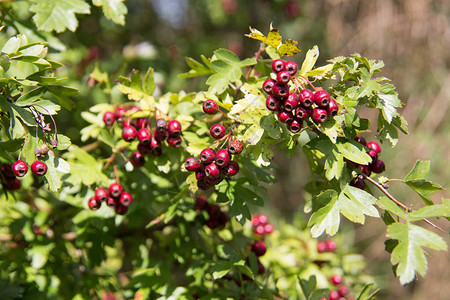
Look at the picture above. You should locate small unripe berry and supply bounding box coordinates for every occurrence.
[108,183,123,199]
[252,241,267,257]
[122,126,137,142]
[299,89,314,108]
[262,79,276,94]
[137,128,152,144]
[327,99,339,116]
[285,61,298,76]
[370,159,385,173]
[130,152,145,167]
[276,70,291,84]
[185,157,201,172]
[271,59,285,73]
[119,192,133,207]
[210,124,226,139]
[12,160,28,177]
[202,99,219,115]
[103,111,115,127]
[95,187,109,203]
[314,90,331,107]
[224,161,239,176]
[367,141,381,154]
[266,95,281,111]
[287,119,302,133]
[205,163,221,178]
[283,93,298,112]
[312,108,328,123]
[200,148,216,165]
[40,144,49,156]
[88,197,101,210]
[228,140,244,155]
[31,161,47,176]
[168,120,182,137]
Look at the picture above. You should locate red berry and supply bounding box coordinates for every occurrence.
[168,120,182,137]
[115,204,128,215]
[338,286,349,297]
[210,124,226,139]
[31,161,47,176]
[137,117,149,129]
[130,152,145,167]
[137,142,151,155]
[228,140,244,155]
[185,157,201,172]
[202,99,219,115]
[3,177,21,190]
[119,192,133,207]
[122,126,137,142]
[251,216,261,227]
[266,95,281,111]
[262,79,276,94]
[258,261,265,274]
[137,128,152,144]
[214,149,230,168]
[252,241,267,257]
[264,223,274,234]
[357,164,371,176]
[314,90,331,107]
[195,195,209,211]
[350,176,365,190]
[328,290,340,300]
[114,107,127,122]
[196,169,206,181]
[317,241,327,253]
[95,187,109,203]
[103,111,116,127]
[224,161,239,176]
[205,163,220,178]
[88,197,101,210]
[257,214,268,225]
[325,240,337,252]
[330,275,343,286]
[272,83,289,99]
[167,136,182,147]
[354,136,366,146]
[154,128,169,142]
[287,119,302,133]
[312,108,328,123]
[276,70,291,84]
[200,148,216,165]
[254,225,265,235]
[155,118,168,131]
[295,106,312,120]
[278,110,294,123]
[283,93,299,112]
[108,183,123,199]
[150,137,162,156]
[1,163,15,179]
[367,141,381,154]
[299,89,314,108]
[285,61,298,76]
[12,160,28,177]
[106,197,116,208]
[327,99,339,116]
[370,159,385,174]
[271,59,285,73]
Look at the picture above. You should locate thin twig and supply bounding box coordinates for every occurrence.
[362,174,445,232]
[245,42,265,80]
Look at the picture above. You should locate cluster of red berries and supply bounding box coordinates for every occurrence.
[103,106,183,167]
[262,59,338,133]
[321,275,354,300]
[317,239,337,253]
[251,213,274,236]
[349,137,385,190]
[88,183,133,215]
[194,195,228,229]
[1,160,47,190]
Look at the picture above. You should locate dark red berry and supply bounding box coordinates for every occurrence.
[108,183,123,199]
[168,120,182,137]
[314,90,331,107]
[283,93,298,112]
[276,70,291,84]
[214,149,230,168]
[167,136,182,147]
[3,177,21,190]
[217,211,228,228]
[88,197,101,210]
[367,149,378,162]
[295,106,312,120]
[262,79,276,94]
[197,179,211,190]
[354,136,366,146]
[130,152,145,167]
[367,141,381,154]
[285,61,298,76]
[95,187,109,203]
[154,128,169,142]
[271,59,285,73]
[150,137,162,156]
[330,275,343,286]
[327,99,339,116]
[266,95,281,111]
[106,197,116,208]
[196,170,206,181]
[119,192,133,207]
[312,108,328,123]
[185,157,201,172]
[299,89,314,108]
[115,204,128,215]
[357,164,371,176]
[278,110,294,123]
[370,159,385,173]
[1,163,15,179]
[31,161,47,176]
[155,118,168,131]
[210,124,226,139]
[350,176,365,190]
[103,111,116,127]
[224,161,239,176]
[287,119,302,133]
[12,160,28,177]
[258,261,265,274]
[137,128,152,144]
[207,204,222,219]
[122,126,137,142]
[205,163,220,178]
[195,195,209,211]
[202,99,219,115]
[200,148,216,164]
[252,241,267,257]
[228,140,244,155]
[272,83,289,99]
[137,142,151,155]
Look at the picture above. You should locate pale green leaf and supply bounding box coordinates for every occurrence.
[336,141,371,165]
[404,160,430,181]
[299,45,319,77]
[92,0,127,25]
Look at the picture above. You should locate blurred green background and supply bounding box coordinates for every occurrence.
[8,0,449,298]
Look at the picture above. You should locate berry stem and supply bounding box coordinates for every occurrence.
[293,74,317,91]
[113,164,120,184]
[245,42,265,80]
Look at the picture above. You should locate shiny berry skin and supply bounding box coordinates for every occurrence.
[150,137,162,156]
[228,140,244,155]
[12,160,28,177]
[312,108,328,123]
[338,286,349,297]
[115,204,128,215]
[330,275,343,285]
[137,128,152,144]
[114,107,127,122]
[88,197,101,210]
[185,157,201,172]
[167,136,182,147]
[203,99,219,115]
[299,89,314,107]
[283,93,298,112]
[210,124,226,139]
[295,106,312,120]
[195,195,209,211]
[205,163,220,178]
[252,241,267,257]
[103,111,116,127]
[224,161,239,176]
[272,83,289,99]
[278,110,294,123]
[370,159,385,173]
[122,126,137,142]
[264,223,274,234]
[314,90,331,107]
[254,225,265,235]
[255,214,268,226]
[31,161,47,176]
[367,149,378,162]
[130,152,145,167]
[328,290,340,300]
[95,187,109,203]
[200,148,216,164]
[168,120,182,137]
[350,176,365,190]
[325,240,337,252]
[317,241,327,253]
[119,192,133,207]
[262,79,276,94]
[287,119,302,133]
[137,117,149,129]
[214,149,231,167]
[108,183,123,199]
[367,141,381,154]
[155,118,168,131]
[154,128,169,142]
[276,70,291,84]
[285,61,298,76]
[106,197,116,208]
[358,164,371,176]
[271,59,285,73]
[266,95,281,111]
[327,99,339,116]
[354,135,366,146]
[196,170,206,181]
[137,142,151,155]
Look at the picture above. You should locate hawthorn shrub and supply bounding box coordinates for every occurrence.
[0,2,448,299]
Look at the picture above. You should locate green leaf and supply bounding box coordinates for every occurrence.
[377,93,402,123]
[324,149,344,180]
[404,160,430,181]
[2,36,21,54]
[30,0,91,33]
[143,67,155,95]
[387,222,447,284]
[210,261,232,279]
[356,283,379,300]
[299,46,319,77]
[27,244,55,269]
[336,141,371,165]
[92,0,128,25]
[298,275,317,299]
[408,199,450,220]
[405,180,443,206]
